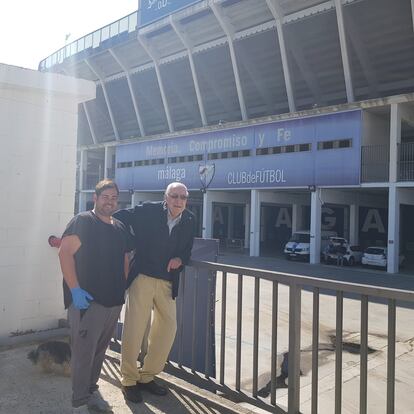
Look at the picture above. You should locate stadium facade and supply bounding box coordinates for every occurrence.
[40,0,414,272]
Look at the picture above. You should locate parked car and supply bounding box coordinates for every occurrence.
[324,238,363,266]
[284,230,337,261]
[361,247,405,268]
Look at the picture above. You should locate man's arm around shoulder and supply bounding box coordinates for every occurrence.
[113,206,136,226]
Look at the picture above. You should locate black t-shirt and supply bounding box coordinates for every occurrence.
[62,211,132,308]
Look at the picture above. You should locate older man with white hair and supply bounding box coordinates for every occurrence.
[114,182,195,403]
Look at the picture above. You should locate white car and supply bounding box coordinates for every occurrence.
[361,247,405,268]
[284,230,337,261]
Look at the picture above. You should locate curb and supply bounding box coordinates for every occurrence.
[105,349,256,414]
[0,327,69,350]
[159,371,256,414]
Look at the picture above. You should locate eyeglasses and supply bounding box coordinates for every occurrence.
[167,193,189,200]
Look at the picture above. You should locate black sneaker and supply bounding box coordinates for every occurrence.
[122,385,143,403]
[137,380,168,396]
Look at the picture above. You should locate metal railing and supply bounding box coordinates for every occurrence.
[361,145,389,183]
[39,11,138,71]
[170,260,414,414]
[398,142,414,181]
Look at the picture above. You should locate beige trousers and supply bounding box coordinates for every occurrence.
[121,274,177,386]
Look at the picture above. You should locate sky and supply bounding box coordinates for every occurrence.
[0,1,139,70]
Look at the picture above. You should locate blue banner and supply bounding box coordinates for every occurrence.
[116,110,362,191]
[139,0,202,26]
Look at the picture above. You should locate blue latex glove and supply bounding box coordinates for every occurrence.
[70,287,94,310]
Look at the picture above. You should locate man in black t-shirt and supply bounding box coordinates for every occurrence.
[59,180,131,414]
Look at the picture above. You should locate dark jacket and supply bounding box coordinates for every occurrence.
[114,201,195,298]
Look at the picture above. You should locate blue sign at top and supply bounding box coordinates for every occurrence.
[139,0,202,26]
[116,110,362,192]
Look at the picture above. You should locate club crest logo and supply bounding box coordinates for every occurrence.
[199,163,215,192]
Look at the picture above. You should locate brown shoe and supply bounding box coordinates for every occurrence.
[122,385,143,403]
[137,380,167,396]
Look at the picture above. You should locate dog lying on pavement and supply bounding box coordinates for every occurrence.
[27,340,71,376]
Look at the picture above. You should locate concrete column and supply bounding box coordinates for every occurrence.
[228,205,234,238]
[104,146,115,179]
[334,0,354,102]
[202,191,213,239]
[389,103,401,183]
[244,203,250,249]
[387,186,400,273]
[79,149,86,191]
[310,189,322,264]
[349,204,359,245]
[131,191,137,207]
[292,204,302,233]
[78,150,87,213]
[250,190,261,256]
[78,191,88,213]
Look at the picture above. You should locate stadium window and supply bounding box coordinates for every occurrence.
[77,38,85,53]
[318,141,334,150]
[110,22,119,37]
[129,13,138,32]
[221,152,229,159]
[92,31,100,48]
[119,17,128,33]
[241,150,250,157]
[285,145,295,153]
[178,156,186,163]
[101,26,110,42]
[318,139,351,150]
[168,157,177,163]
[195,154,203,161]
[117,161,132,168]
[70,42,77,55]
[299,143,311,152]
[256,148,269,155]
[339,139,352,148]
[85,34,93,49]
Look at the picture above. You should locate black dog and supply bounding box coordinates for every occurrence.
[28,340,71,376]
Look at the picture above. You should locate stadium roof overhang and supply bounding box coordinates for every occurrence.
[40,0,414,147]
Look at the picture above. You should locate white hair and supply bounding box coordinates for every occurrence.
[165,182,188,195]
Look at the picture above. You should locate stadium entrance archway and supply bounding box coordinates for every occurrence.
[401,204,414,268]
[260,204,293,257]
[212,203,246,250]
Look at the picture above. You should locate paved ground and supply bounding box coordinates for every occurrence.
[0,341,253,414]
[218,251,414,292]
[1,254,413,414]
[211,252,414,413]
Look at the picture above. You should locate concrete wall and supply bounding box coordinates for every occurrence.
[0,64,95,339]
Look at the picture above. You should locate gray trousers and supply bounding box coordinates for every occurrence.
[68,302,121,408]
